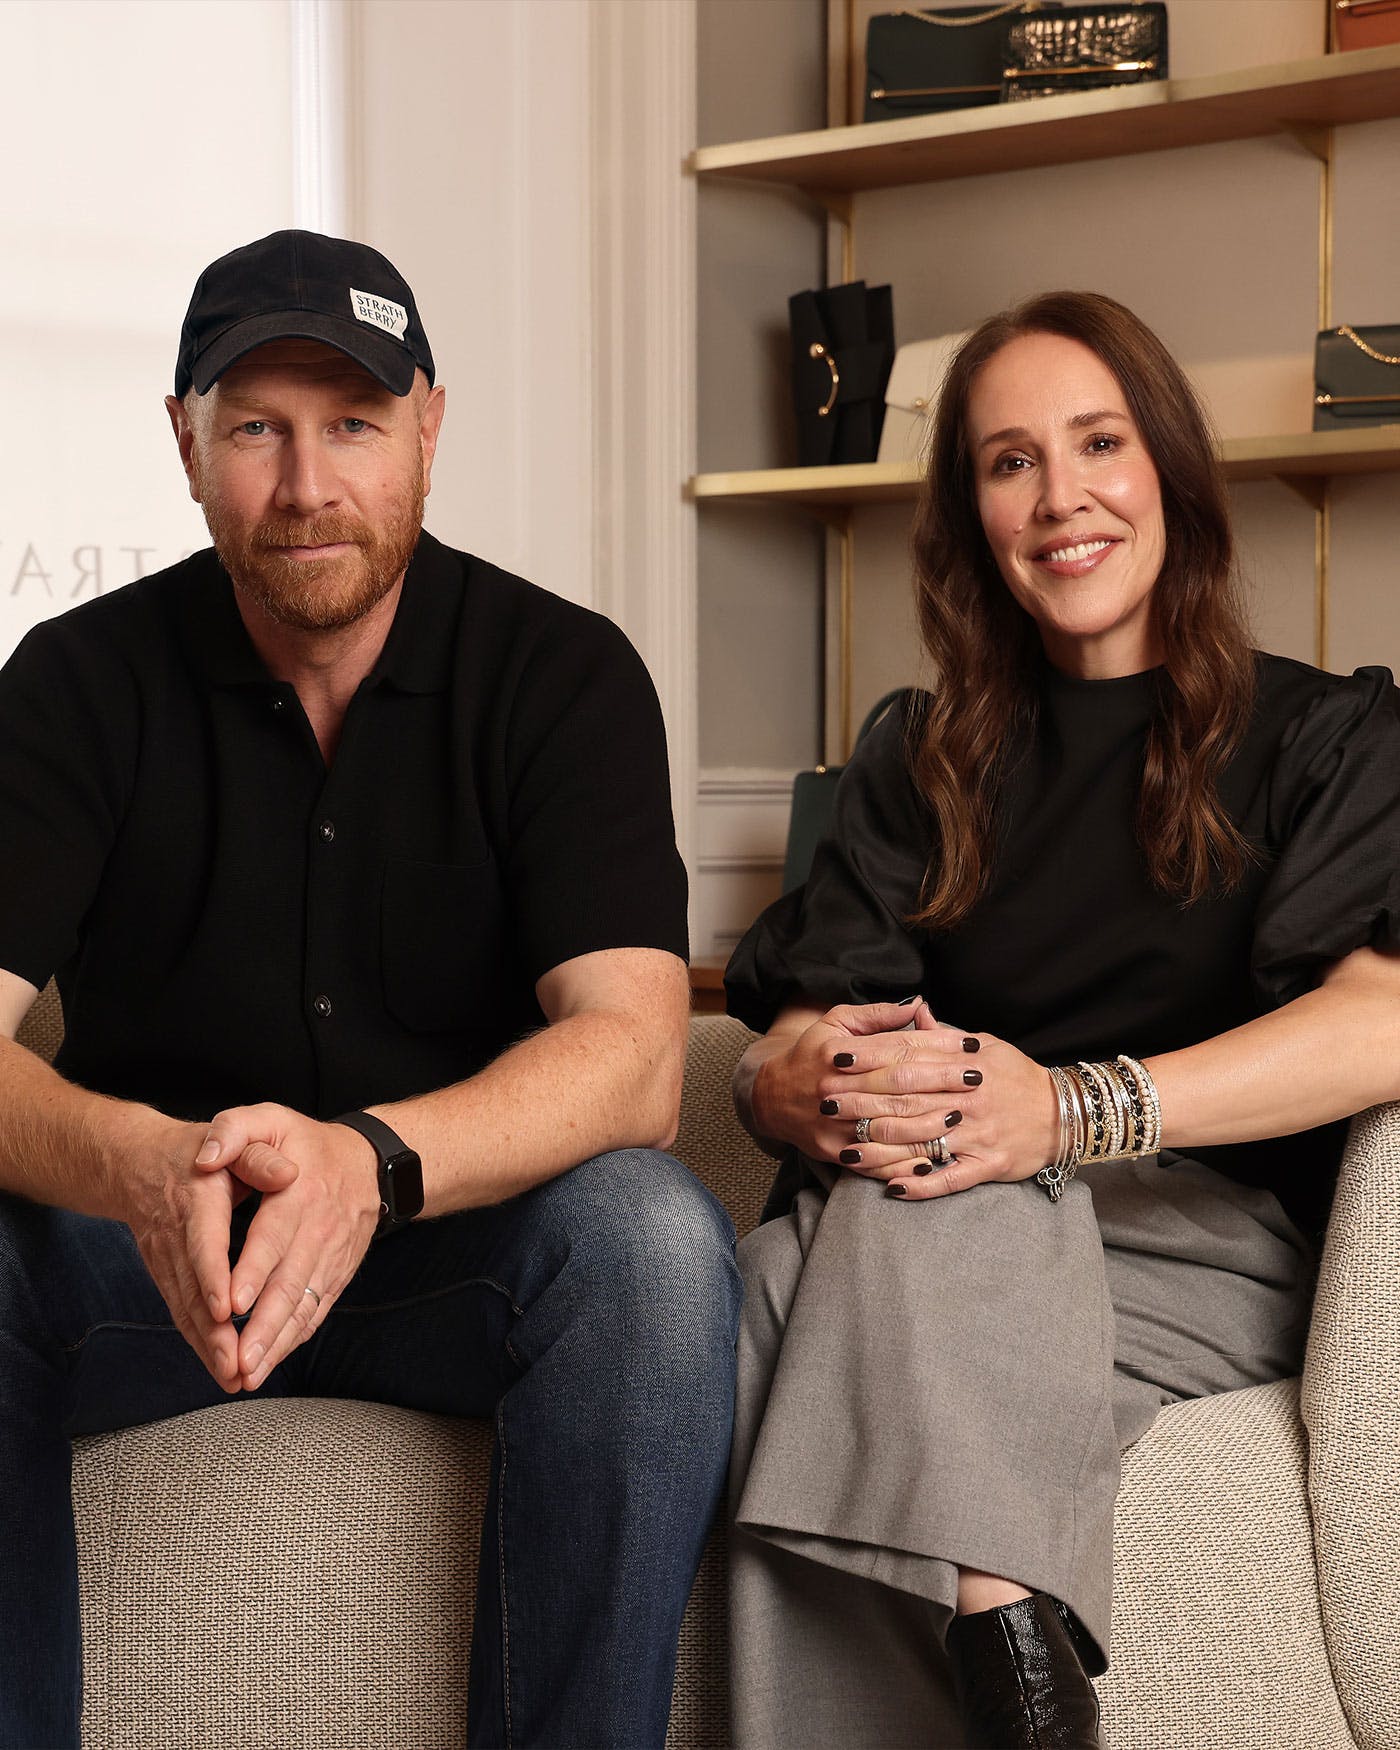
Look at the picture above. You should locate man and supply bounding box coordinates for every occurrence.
[0,230,739,1749]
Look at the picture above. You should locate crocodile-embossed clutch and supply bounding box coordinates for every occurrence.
[1001,3,1167,103]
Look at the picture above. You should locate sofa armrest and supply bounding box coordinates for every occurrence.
[1301,1101,1400,1750]
[676,1015,770,1240]
[14,978,63,1063]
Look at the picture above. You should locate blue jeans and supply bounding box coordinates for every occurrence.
[0,1149,741,1749]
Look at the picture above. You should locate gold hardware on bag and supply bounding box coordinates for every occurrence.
[1316,392,1400,405]
[900,3,1028,24]
[809,343,840,417]
[1338,324,1400,367]
[870,80,1002,97]
[1336,0,1400,15]
[1002,58,1157,78]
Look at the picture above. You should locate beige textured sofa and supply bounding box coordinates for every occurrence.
[15,990,1399,1749]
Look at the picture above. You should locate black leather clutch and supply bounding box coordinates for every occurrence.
[1314,324,1400,430]
[864,5,1040,123]
[789,282,896,468]
[1001,2,1167,102]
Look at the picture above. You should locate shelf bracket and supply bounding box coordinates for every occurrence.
[1283,123,1332,165]
[803,502,854,532]
[812,188,852,227]
[1276,473,1326,512]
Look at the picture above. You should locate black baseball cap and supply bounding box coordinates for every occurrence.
[174,229,435,398]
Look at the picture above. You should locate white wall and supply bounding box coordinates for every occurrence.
[0,0,295,666]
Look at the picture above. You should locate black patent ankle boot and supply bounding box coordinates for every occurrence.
[946,1591,1103,1749]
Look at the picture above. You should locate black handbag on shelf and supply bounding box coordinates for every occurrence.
[1314,324,1400,430]
[789,282,896,467]
[1001,2,1167,102]
[864,4,1045,123]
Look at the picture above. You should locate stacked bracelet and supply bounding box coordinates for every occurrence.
[1035,1055,1162,1202]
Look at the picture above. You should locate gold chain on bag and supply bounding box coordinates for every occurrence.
[1339,324,1400,367]
[899,4,1027,25]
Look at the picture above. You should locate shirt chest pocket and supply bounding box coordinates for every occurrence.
[381,855,506,1034]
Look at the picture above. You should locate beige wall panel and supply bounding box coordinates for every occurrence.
[1231,482,1318,664]
[856,135,1320,439]
[355,0,594,605]
[698,508,825,766]
[697,0,827,767]
[698,189,825,472]
[699,0,827,141]
[1327,477,1400,678]
[848,505,929,714]
[1332,118,1400,322]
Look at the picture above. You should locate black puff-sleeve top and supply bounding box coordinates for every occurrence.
[726,653,1400,1237]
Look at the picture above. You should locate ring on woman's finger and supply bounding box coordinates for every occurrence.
[854,1116,872,1144]
[923,1136,953,1168]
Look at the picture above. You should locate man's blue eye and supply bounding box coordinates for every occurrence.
[240,421,266,436]
[343,418,368,433]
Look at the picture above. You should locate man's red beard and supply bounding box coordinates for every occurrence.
[195,468,425,633]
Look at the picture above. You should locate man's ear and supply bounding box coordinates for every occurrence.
[419,384,446,498]
[165,393,203,505]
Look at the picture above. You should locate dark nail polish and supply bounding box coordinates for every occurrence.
[944,1110,962,1128]
[839,1148,862,1165]
[898,994,920,1006]
[913,1161,934,1176]
[886,1183,908,1197]
[834,1052,856,1068]
[820,1098,840,1116]
[963,1068,983,1087]
[963,1036,980,1053]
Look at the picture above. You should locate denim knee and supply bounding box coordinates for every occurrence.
[525,1148,741,1389]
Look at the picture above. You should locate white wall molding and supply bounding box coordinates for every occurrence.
[289,0,353,236]
[590,0,698,869]
[698,768,798,806]
[692,764,794,959]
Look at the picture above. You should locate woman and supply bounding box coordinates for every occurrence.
[723,291,1400,1750]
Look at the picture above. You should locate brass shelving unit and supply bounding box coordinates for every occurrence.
[689,43,1400,195]
[689,38,1400,758]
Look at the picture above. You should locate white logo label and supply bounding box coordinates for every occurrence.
[350,287,408,340]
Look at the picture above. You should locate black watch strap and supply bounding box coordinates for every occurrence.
[331,1110,424,1235]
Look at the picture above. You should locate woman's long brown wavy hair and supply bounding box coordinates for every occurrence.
[908,290,1257,928]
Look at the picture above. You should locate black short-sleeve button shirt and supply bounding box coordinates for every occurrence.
[0,532,687,1121]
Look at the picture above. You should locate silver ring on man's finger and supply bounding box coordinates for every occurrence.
[303,1286,322,1308]
[854,1117,872,1144]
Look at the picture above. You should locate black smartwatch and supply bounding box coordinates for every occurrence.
[331,1111,424,1236]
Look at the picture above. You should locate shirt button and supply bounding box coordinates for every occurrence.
[313,994,333,1019]
[270,697,286,713]
[319,819,336,843]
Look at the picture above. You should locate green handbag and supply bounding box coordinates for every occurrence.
[782,689,912,892]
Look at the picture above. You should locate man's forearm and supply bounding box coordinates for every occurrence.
[369,1003,687,1218]
[0,1034,171,1220]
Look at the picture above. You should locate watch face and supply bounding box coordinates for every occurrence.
[382,1148,425,1222]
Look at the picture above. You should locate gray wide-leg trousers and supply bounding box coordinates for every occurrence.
[729,1152,1314,1749]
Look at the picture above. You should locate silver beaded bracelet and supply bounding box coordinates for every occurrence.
[1035,1055,1162,1202]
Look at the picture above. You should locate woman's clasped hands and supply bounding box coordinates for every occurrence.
[758,999,1061,1200]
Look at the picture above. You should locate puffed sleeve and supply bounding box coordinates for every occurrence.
[724,696,933,1033]
[1252,665,1400,1007]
